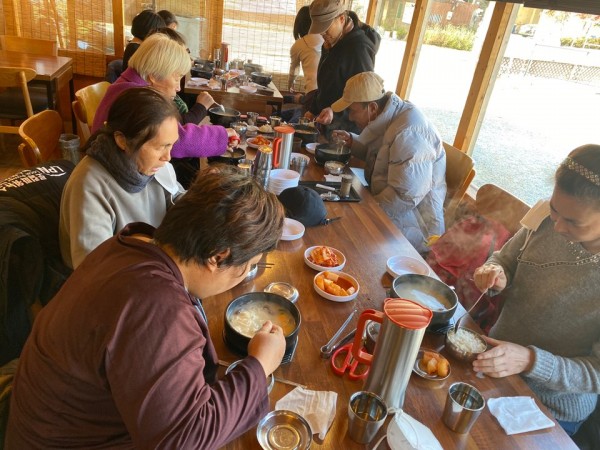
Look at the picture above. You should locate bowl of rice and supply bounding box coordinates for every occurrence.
[445,327,487,362]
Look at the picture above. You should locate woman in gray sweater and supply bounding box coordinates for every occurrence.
[473,144,600,436]
[60,88,184,269]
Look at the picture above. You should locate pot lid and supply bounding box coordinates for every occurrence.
[383,298,432,330]
[264,282,299,303]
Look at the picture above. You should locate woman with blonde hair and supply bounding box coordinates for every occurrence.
[94,33,235,161]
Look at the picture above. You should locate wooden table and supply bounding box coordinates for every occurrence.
[204,150,577,450]
[183,78,283,116]
[0,50,75,132]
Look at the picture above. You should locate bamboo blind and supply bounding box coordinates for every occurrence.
[1,0,112,77]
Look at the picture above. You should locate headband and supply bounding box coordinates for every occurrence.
[561,156,600,187]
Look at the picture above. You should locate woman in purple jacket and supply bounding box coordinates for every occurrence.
[94,33,236,160]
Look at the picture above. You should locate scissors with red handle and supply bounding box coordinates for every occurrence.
[331,343,369,381]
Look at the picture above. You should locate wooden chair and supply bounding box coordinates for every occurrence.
[0,67,37,135]
[73,81,110,144]
[0,35,58,56]
[18,110,64,167]
[475,183,530,235]
[443,142,476,226]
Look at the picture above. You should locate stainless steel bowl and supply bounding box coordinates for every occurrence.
[445,327,487,362]
[256,410,312,450]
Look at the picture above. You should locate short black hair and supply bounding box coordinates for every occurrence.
[154,166,285,268]
[131,10,165,40]
[293,6,311,40]
[157,10,178,27]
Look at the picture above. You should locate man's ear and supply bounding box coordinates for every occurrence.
[206,249,231,271]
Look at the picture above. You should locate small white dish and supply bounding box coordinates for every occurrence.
[246,137,272,149]
[386,255,430,278]
[239,85,257,94]
[189,77,209,86]
[305,143,317,154]
[313,271,359,302]
[304,246,346,271]
[281,218,305,241]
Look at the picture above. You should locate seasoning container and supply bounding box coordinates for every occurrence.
[264,282,299,303]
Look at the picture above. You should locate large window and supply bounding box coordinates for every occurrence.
[407,1,495,144]
[473,7,600,204]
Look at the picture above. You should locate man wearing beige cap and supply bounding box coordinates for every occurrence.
[332,72,446,253]
[304,0,378,133]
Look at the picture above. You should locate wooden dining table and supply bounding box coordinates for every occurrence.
[203,148,577,450]
[183,76,283,116]
[0,50,75,131]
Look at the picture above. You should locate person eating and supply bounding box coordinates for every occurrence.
[472,144,600,437]
[60,87,184,269]
[8,166,286,449]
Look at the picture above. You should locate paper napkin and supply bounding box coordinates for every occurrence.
[275,387,337,440]
[488,396,555,435]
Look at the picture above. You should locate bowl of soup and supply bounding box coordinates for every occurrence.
[224,292,301,357]
[390,274,457,327]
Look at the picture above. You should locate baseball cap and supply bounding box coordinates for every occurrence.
[308,0,347,35]
[331,72,386,112]
[278,186,327,227]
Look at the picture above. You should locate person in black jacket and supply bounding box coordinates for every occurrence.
[0,161,74,365]
[305,0,380,134]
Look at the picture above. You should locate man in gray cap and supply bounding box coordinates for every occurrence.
[304,0,378,133]
[332,72,447,253]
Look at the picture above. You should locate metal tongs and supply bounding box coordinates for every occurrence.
[320,308,358,359]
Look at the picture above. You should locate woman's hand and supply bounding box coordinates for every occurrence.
[247,321,286,376]
[331,130,352,147]
[226,128,240,148]
[473,263,507,292]
[316,107,334,125]
[472,336,534,377]
[196,92,215,109]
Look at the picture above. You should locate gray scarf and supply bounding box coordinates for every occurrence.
[87,133,153,193]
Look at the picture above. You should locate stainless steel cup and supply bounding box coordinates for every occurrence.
[252,146,272,188]
[290,157,307,177]
[340,174,353,198]
[347,391,388,444]
[270,116,282,127]
[238,158,253,177]
[442,382,485,434]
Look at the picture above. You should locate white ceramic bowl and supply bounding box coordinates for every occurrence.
[239,85,257,94]
[305,142,317,154]
[386,255,430,278]
[281,218,305,241]
[313,271,359,302]
[304,246,346,271]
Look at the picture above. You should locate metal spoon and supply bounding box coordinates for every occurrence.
[214,102,226,112]
[452,289,488,333]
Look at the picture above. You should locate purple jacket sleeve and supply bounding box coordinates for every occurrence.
[172,123,229,158]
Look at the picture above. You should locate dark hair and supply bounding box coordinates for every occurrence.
[555,144,600,208]
[84,88,179,155]
[148,27,187,45]
[131,10,165,40]
[157,10,178,27]
[154,166,285,268]
[293,6,312,40]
